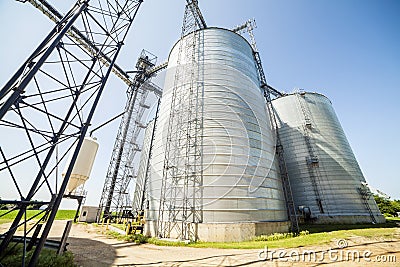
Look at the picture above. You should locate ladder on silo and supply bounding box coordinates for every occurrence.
[235,19,299,233]
[358,183,377,223]
[296,92,325,214]
[261,85,300,233]
[266,98,299,234]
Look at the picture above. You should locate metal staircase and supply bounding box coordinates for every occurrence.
[158,0,205,241]
[98,52,157,223]
[358,183,377,223]
[266,96,299,233]
[296,92,325,214]
[233,19,299,233]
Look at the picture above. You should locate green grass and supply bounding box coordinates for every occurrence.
[254,230,309,241]
[53,210,76,220]
[387,217,400,222]
[0,218,12,224]
[0,210,76,224]
[147,238,189,247]
[99,221,399,250]
[106,230,148,244]
[106,230,123,239]
[145,227,398,249]
[146,222,398,249]
[0,243,76,267]
[300,221,397,233]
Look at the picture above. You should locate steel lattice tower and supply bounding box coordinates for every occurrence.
[23,0,168,223]
[97,50,166,223]
[157,0,206,241]
[0,0,143,265]
[19,0,168,225]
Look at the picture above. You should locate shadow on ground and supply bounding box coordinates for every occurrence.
[68,237,117,267]
[116,250,263,267]
[65,225,399,267]
[301,221,399,234]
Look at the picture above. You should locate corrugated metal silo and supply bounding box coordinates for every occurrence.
[272,92,385,224]
[148,28,289,241]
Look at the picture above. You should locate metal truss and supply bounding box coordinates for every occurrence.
[0,0,143,265]
[232,19,284,99]
[157,0,205,241]
[132,98,160,213]
[97,50,165,223]
[25,0,133,87]
[23,0,168,226]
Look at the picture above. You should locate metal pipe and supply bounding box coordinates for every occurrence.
[140,99,160,211]
[89,112,124,137]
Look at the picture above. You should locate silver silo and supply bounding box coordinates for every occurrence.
[272,92,385,224]
[148,28,289,241]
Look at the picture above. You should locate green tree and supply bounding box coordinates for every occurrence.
[374,195,400,217]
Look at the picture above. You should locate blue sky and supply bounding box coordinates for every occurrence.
[0,0,399,209]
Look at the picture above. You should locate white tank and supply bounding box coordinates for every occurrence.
[63,137,99,194]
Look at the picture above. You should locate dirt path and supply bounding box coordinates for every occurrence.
[60,222,400,267]
[2,221,399,266]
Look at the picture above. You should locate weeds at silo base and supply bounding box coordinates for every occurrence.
[106,230,148,244]
[98,222,398,250]
[254,230,310,241]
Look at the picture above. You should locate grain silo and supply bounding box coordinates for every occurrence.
[272,92,385,224]
[146,27,289,242]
